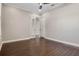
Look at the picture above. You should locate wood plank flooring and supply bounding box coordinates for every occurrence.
[1,37,79,56]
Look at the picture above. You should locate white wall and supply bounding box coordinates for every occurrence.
[44,4,79,45]
[1,5,34,41]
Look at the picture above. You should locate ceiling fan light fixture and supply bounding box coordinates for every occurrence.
[39,5,42,9]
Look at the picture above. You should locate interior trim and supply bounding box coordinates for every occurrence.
[1,36,79,50]
[2,36,35,44]
[0,43,2,51]
[0,36,35,51]
[44,36,79,48]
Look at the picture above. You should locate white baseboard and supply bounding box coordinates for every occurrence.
[0,36,35,51]
[0,43,2,51]
[44,36,79,48]
[2,36,35,44]
[1,36,79,51]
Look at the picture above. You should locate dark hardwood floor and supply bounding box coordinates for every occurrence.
[1,37,79,56]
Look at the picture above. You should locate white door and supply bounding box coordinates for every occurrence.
[32,16,41,38]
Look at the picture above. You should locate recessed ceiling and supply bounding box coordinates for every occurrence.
[3,3,67,15]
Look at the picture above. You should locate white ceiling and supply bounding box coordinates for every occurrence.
[4,3,68,15]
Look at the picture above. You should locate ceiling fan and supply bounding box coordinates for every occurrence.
[39,3,56,9]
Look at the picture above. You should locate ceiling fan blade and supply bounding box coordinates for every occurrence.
[43,3,50,5]
[51,4,56,6]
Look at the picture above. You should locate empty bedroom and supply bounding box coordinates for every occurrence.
[0,3,79,56]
